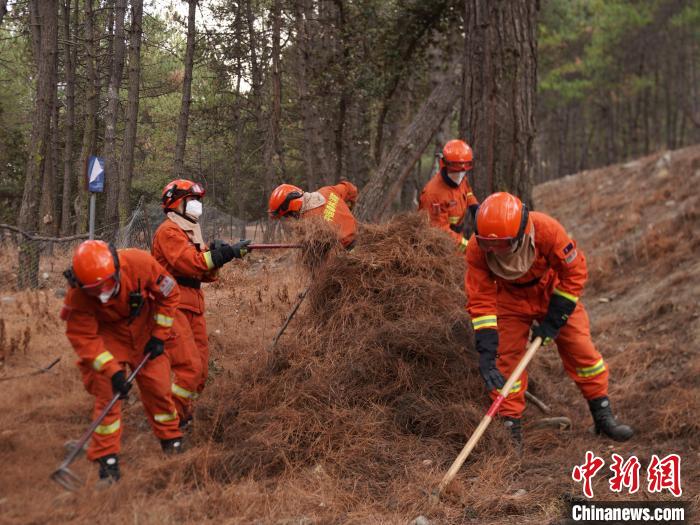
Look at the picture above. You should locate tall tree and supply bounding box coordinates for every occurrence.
[459,0,538,206]
[355,72,461,222]
[263,0,285,191]
[75,0,100,233]
[118,0,143,225]
[173,0,197,178]
[18,0,58,287]
[103,0,128,231]
[60,0,77,235]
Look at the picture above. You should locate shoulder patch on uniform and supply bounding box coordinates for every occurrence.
[563,242,574,255]
[158,275,176,297]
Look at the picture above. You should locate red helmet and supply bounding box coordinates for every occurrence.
[71,240,120,296]
[161,179,205,211]
[475,192,530,254]
[268,184,304,217]
[441,139,473,172]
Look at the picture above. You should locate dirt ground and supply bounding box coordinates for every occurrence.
[0,145,698,524]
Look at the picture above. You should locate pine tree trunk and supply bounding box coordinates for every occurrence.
[354,73,461,222]
[173,0,196,179]
[459,0,538,207]
[75,0,99,233]
[60,0,76,235]
[118,0,143,226]
[18,0,58,288]
[103,0,127,234]
[263,0,285,194]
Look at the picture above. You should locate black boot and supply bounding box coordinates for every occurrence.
[97,454,120,483]
[588,397,634,442]
[503,417,523,453]
[160,437,186,455]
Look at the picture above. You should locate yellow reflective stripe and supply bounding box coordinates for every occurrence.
[467,192,474,197]
[553,288,579,303]
[203,251,215,270]
[576,359,606,378]
[171,383,198,400]
[154,313,174,327]
[448,216,460,225]
[508,380,522,394]
[472,315,497,330]
[458,237,468,253]
[154,411,178,423]
[94,419,121,435]
[93,351,114,372]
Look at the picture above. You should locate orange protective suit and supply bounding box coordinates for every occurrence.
[418,170,479,253]
[152,217,216,394]
[302,181,358,249]
[62,249,186,460]
[465,212,608,418]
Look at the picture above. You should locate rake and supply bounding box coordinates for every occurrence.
[50,353,151,491]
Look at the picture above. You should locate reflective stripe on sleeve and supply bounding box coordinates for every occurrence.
[508,380,522,395]
[472,315,497,330]
[93,351,115,372]
[171,383,198,400]
[576,359,606,378]
[153,411,178,423]
[94,419,121,436]
[203,251,215,270]
[458,237,468,253]
[448,216,460,225]
[154,313,174,327]
[553,288,579,303]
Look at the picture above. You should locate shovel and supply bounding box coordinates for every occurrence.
[50,353,151,491]
[430,337,543,505]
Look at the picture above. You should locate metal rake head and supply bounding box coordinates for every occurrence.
[51,466,83,491]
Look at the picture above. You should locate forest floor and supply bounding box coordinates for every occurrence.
[0,145,698,525]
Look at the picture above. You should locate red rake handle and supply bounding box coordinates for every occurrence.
[247,243,302,250]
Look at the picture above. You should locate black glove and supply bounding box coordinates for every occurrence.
[144,336,165,360]
[209,239,226,251]
[532,293,577,345]
[210,239,251,267]
[475,328,505,392]
[110,370,131,399]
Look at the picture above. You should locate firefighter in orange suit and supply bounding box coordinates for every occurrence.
[62,241,192,483]
[419,139,479,253]
[152,179,250,424]
[268,181,358,250]
[466,192,633,445]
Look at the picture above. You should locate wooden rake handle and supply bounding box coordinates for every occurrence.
[431,337,544,502]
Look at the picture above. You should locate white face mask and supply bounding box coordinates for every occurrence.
[98,284,118,304]
[185,199,203,220]
[448,171,467,185]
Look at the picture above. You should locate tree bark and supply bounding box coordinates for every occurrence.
[173,0,197,179]
[118,0,143,226]
[18,0,58,288]
[0,0,7,27]
[459,0,538,207]
[75,0,99,233]
[354,72,462,222]
[102,0,128,232]
[263,0,285,194]
[60,0,77,235]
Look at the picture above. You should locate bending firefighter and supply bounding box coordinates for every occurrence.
[466,192,634,445]
[268,181,358,249]
[153,179,250,425]
[419,139,479,253]
[61,241,197,483]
